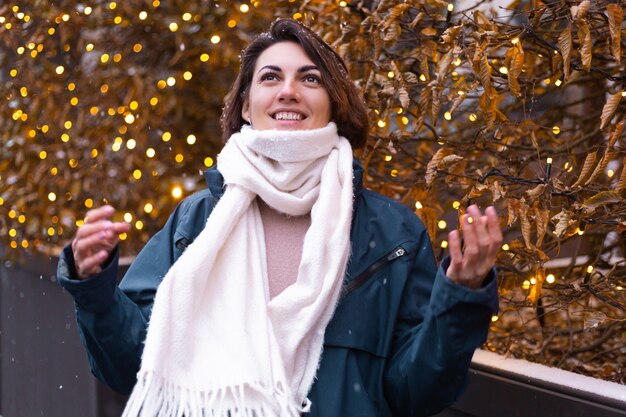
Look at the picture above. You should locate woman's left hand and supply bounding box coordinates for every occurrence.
[446,205,502,289]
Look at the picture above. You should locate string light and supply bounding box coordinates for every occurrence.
[133,169,142,180]
[204,157,214,167]
[135,220,144,230]
[187,134,197,145]
[546,274,556,284]
[552,126,560,135]
[146,148,156,158]
[144,203,154,213]
[162,132,172,142]
[452,201,461,209]
[491,315,499,322]
[387,71,395,79]
[124,212,133,222]
[172,186,183,199]
[384,154,392,162]
[469,113,477,122]
[200,53,210,62]
[240,4,250,12]
[48,192,57,202]
[415,201,423,209]
[139,11,148,20]
[499,67,508,74]
[127,139,137,149]
[166,76,176,86]
[502,243,510,251]
[175,153,184,163]
[182,12,192,21]
[440,240,448,248]
[169,22,179,32]
[183,71,192,80]
[444,112,452,120]
[377,120,386,128]
[210,35,221,44]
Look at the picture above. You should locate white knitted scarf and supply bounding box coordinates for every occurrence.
[122,122,354,417]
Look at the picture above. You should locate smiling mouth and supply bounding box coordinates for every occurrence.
[272,111,306,121]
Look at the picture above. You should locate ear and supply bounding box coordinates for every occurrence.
[241,100,250,123]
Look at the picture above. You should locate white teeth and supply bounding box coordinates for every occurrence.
[274,112,304,121]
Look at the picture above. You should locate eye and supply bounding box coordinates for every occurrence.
[303,74,321,83]
[259,72,279,82]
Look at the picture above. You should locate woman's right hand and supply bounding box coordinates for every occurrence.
[71,205,131,280]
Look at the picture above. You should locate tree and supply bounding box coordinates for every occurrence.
[1,0,624,382]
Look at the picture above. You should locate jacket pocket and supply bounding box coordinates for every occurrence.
[324,240,416,358]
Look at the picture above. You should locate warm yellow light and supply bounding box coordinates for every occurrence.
[452,201,461,210]
[124,113,135,124]
[101,84,109,93]
[544,78,551,85]
[387,71,395,79]
[438,220,447,229]
[187,134,197,145]
[622,91,626,97]
[204,157,214,167]
[133,169,142,180]
[48,192,57,202]
[377,120,386,128]
[552,126,560,135]
[48,27,55,35]
[441,240,449,249]
[183,71,192,80]
[546,157,553,164]
[240,4,250,12]
[119,232,128,241]
[47,227,55,237]
[69,159,78,168]
[415,201,423,209]
[211,35,221,44]
[127,139,137,149]
[21,240,29,249]
[135,220,144,230]
[419,74,427,82]
[169,22,178,32]
[70,97,78,106]
[144,203,154,213]
[109,2,117,9]
[10,242,17,249]
[101,53,110,63]
[502,243,510,251]
[146,148,156,158]
[50,167,58,175]
[84,6,92,14]
[39,151,47,159]
[61,14,70,22]
[27,129,36,138]
[124,212,133,222]
[139,11,148,20]
[200,53,210,62]
[401,116,409,125]
[546,274,556,284]
[172,186,183,199]
[616,286,624,291]
[447,3,454,11]
[64,120,72,130]
[384,154,392,162]
[166,76,176,86]
[90,149,98,158]
[227,19,237,28]
[444,112,452,120]
[587,265,594,274]
[8,229,17,238]
[55,66,65,75]
[152,0,160,6]
[339,0,347,6]
[131,43,142,54]
[150,97,158,106]
[10,69,17,77]
[41,125,49,133]
[499,66,508,74]
[129,101,139,111]
[175,154,184,163]
[469,113,477,122]
[554,79,562,87]
[162,132,172,142]
[157,80,167,89]
[61,133,70,142]
[390,169,398,177]
[182,12,192,21]
[8,210,17,219]
[114,16,122,24]
[607,169,615,178]
[113,53,122,62]
[511,37,519,45]
[530,277,537,285]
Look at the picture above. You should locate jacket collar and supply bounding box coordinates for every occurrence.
[204,159,365,199]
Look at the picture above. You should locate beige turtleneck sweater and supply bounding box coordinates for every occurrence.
[258,199,311,299]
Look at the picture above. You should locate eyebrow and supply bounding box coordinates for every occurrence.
[257,64,320,74]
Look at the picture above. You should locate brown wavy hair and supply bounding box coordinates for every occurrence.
[220,18,369,149]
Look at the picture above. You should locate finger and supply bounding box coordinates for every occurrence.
[485,206,503,257]
[112,221,131,234]
[76,250,109,279]
[467,205,490,252]
[83,205,115,225]
[73,229,114,260]
[460,214,480,266]
[75,220,114,240]
[446,230,463,280]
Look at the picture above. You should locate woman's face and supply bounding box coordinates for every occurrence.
[242,42,332,131]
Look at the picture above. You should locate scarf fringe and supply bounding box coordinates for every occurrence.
[122,371,307,417]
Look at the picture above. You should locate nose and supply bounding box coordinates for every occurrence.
[277,78,299,102]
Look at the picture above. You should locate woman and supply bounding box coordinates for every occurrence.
[58,18,502,417]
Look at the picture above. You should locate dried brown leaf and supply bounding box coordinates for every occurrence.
[440,25,462,45]
[398,88,410,109]
[600,91,623,130]
[586,151,615,186]
[479,55,492,92]
[425,148,450,187]
[571,151,597,187]
[474,10,497,32]
[528,267,545,305]
[558,25,573,81]
[552,209,574,238]
[409,12,426,29]
[608,119,624,149]
[520,201,533,250]
[437,49,454,85]
[615,157,626,193]
[431,86,441,124]
[535,208,550,248]
[582,191,622,213]
[526,184,547,200]
[571,0,590,20]
[607,4,622,64]
[577,20,592,72]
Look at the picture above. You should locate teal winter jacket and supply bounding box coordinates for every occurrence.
[58,162,498,417]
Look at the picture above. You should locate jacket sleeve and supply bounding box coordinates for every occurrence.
[382,222,498,417]
[57,204,188,395]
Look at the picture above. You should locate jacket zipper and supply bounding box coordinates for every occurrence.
[342,246,407,297]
